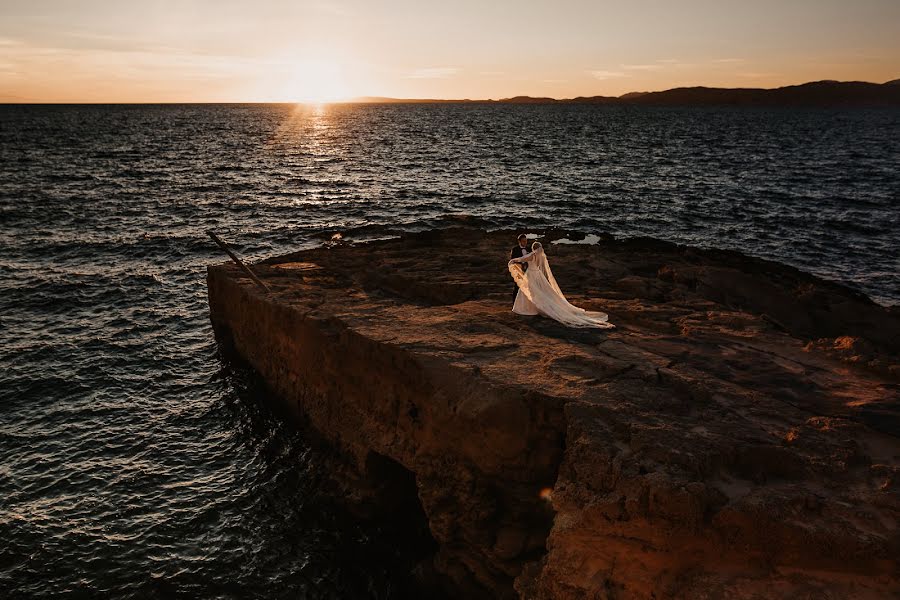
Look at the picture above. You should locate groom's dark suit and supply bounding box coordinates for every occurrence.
[510,244,528,300]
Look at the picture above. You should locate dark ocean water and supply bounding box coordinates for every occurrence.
[1,103,898,598]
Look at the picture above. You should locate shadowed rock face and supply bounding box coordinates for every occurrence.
[207,228,899,599]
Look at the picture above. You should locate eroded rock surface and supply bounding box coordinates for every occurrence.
[207,228,899,599]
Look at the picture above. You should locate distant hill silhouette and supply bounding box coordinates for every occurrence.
[499,95,560,104]
[625,80,900,107]
[354,79,900,107]
[354,97,479,104]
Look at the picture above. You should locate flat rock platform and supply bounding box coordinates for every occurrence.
[207,228,899,599]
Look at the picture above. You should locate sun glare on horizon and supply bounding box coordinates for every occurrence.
[279,58,352,104]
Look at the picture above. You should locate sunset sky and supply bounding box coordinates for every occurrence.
[1,0,898,102]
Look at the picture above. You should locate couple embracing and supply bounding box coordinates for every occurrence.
[508,233,613,329]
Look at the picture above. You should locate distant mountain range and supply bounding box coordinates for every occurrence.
[356,79,900,107]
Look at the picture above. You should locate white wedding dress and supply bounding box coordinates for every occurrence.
[508,243,614,329]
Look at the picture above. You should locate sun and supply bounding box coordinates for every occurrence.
[281,59,351,104]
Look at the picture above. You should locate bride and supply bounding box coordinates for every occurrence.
[508,242,614,329]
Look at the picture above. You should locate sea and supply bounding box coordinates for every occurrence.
[1,103,898,598]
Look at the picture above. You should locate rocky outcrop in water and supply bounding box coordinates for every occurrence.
[207,228,899,598]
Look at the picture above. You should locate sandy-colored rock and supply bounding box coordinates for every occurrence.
[207,228,899,599]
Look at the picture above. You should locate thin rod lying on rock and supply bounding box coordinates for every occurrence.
[207,230,271,292]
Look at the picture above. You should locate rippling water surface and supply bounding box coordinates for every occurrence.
[1,103,898,598]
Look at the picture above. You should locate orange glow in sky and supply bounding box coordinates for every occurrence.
[1,0,898,103]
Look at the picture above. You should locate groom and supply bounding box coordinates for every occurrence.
[510,233,529,300]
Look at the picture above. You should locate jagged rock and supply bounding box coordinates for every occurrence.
[207,228,899,599]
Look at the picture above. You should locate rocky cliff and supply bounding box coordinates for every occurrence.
[207,228,899,599]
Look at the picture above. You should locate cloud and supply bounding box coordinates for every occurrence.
[589,69,628,80]
[622,63,663,71]
[404,67,459,79]
[713,58,746,64]
[1,37,262,83]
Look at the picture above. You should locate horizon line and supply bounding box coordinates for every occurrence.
[2,77,897,105]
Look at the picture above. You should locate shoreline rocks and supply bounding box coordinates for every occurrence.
[207,228,899,598]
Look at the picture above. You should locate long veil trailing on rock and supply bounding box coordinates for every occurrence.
[509,245,614,329]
